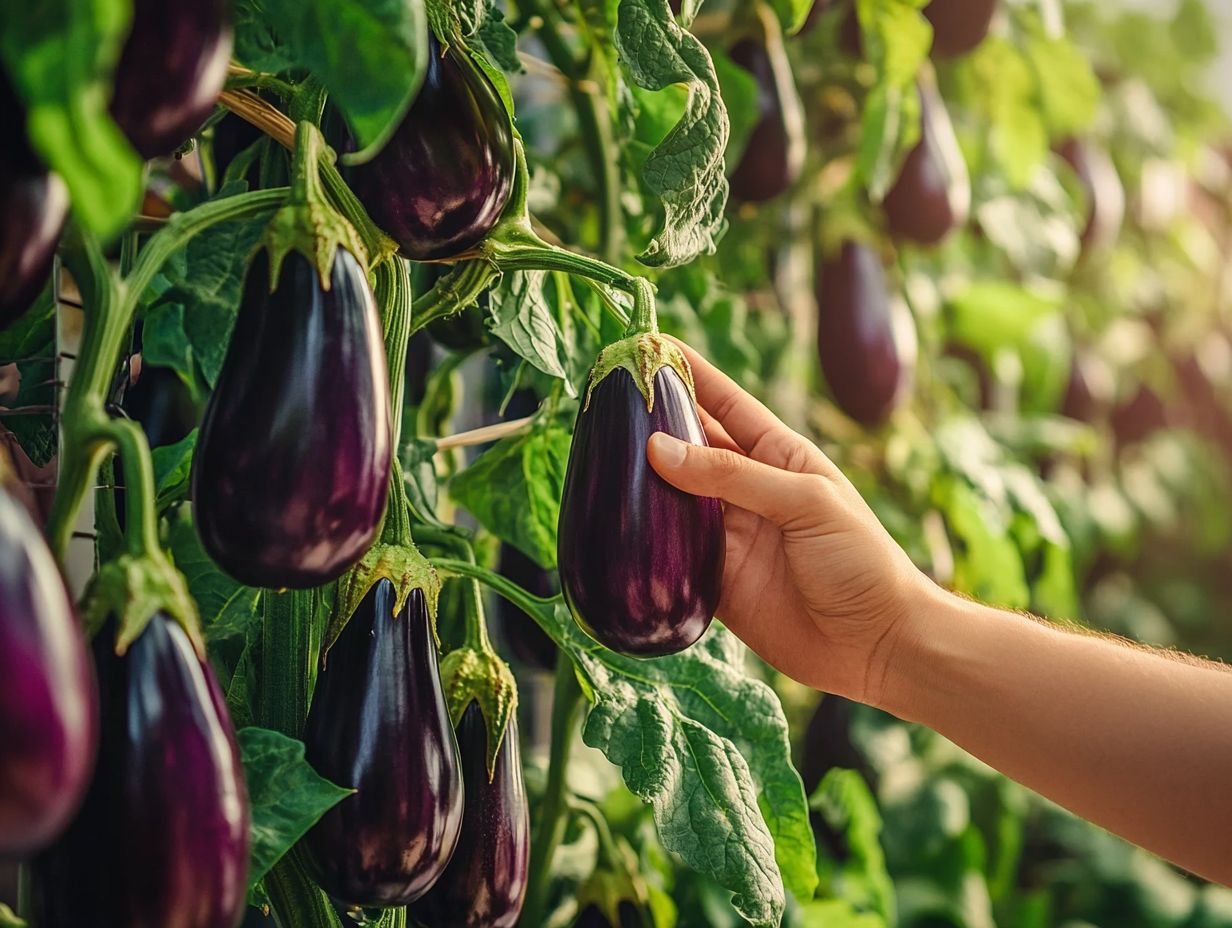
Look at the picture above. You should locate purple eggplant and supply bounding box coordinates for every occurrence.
[192,247,391,589]
[412,705,530,928]
[302,580,463,906]
[882,82,970,245]
[0,73,68,329]
[558,366,725,657]
[33,614,248,927]
[496,544,558,670]
[0,486,95,856]
[1059,138,1125,253]
[349,33,514,260]
[727,39,804,203]
[816,241,910,427]
[924,0,997,59]
[110,0,233,158]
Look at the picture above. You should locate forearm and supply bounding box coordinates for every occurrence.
[878,584,1232,885]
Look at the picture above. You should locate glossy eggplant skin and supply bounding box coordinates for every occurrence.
[33,615,249,927]
[558,367,725,657]
[924,0,997,59]
[882,83,969,245]
[110,0,233,158]
[193,248,391,589]
[302,580,464,907]
[816,241,907,427]
[350,34,514,260]
[0,75,68,329]
[413,705,530,928]
[0,488,95,856]
[727,39,802,203]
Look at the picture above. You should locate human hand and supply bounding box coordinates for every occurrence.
[646,341,932,705]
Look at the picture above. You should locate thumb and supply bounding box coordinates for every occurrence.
[647,432,818,525]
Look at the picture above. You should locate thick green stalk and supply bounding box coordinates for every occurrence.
[265,848,345,928]
[522,652,584,925]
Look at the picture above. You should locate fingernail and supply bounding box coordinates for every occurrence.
[649,432,686,467]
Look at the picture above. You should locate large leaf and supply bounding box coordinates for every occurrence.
[812,769,895,923]
[151,428,197,511]
[449,423,571,569]
[237,727,353,889]
[614,0,730,267]
[233,0,428,161]
[141,186,270,387]
[0,0,142,237]
[486,272,575,394]
[453,567,817,927]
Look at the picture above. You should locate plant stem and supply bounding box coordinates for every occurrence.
[265,848,345,928]
[434,416,533,450]
[522,652,584,926]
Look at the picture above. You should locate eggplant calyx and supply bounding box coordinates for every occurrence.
[438,647,518,780]
[326,541,440,655]
[585,333,697,413]
[263,121,369,291]
[574,833,651,927]
[81,552,202,656]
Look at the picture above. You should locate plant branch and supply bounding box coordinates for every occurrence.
[434,416,533,450]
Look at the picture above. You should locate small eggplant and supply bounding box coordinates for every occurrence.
[0,486,95,856]
[412,705,530,928]
[558,360,725,657]
[882,82,970,245]
[816,241,912,427]
[302,580,464,906]
[924,0,997,59]
[0,74,68,329]
[123,363,200,449]
[727,38,805,203]
[349,33,514,260]
[192,248,391,589]
[33,614,248,927]
[110,0,233,158]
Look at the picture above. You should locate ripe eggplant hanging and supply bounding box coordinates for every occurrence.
[302,580,464,906]
[412,705,531,928]
[495,543,558,671]
[33,614,249,927]
[192,247,391,589]
[0,485,96,856]
[109,0,233,158]
[1059,138,1125,253]
[924,0,997,59]
[349,33,514,260]
[0,74,68,329]
[727,37,805,203]
[816,240,912,427]
[558,354,725,657]
[882,81,970,245]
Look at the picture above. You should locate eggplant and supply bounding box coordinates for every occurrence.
[495,544,558,670]
[192,247,391,589]
[0,486,95,856]
[558,366,725,657]
[1059,138,1125,252]
[816,241,910,427]
[574,902,648,928]
[881,82,970,245]
[412,705,530,928]
[123,362,200,449]
[302,580,464,906]
[33,614,248,927]
[727,38,805,203]
[110,0,233,158]
[0,73,68,329]
[924,0,997,59]
[350,33,514,260]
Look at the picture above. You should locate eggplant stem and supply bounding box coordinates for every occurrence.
[434,416,534,450]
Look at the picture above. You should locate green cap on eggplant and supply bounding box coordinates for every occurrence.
[438,646,518,780]
[82,551,202,656]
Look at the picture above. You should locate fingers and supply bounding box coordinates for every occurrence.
[648,432,828,527]
[697,404,743,454]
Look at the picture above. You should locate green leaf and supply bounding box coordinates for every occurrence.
[449,423,571,569]
[141,187,270,387]
[236,0,428,161]
[151,428,197,510]
[456,565,816,927]
[768,0,814,34]
[614,0,730,267]
[0,903,26,928]
[487,272,575,394]
[1024,32,1099,139]
[237,727,353,889]
[401,437,446,527]
[0,287,57,466]
[811,769,895,923]
[797,900,886,928]
[0,0,142,237]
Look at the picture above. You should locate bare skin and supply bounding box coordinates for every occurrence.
[646,340,1232,887]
